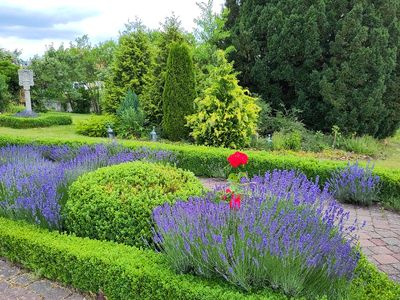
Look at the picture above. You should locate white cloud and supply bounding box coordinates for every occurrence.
[0,0,225,60]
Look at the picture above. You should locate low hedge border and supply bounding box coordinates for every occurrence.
[0,217,399,299]
[0,134,398,209]
[0,217,285,300]
[0,114,72,128]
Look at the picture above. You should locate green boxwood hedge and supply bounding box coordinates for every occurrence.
[0,134,399,209]
[76,115,117,137]
[0,217,399,299]
[64,161,204,247]
[0,113,72,128]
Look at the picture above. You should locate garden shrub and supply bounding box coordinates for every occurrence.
[327,162,381,206]
[64,161,204,247]
[116,89,145,138]
[341,135,381,157]
[154,170,360,299]
[272,130,302,151]
[0,74,10,112]
[0,113,72,128]
[186,50,260,148]
[0,144,176,229]
[76,115,117,137]
[162,42,196,141]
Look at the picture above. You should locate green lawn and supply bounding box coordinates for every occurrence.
[0,111,399,170]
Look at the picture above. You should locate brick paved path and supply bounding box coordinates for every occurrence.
[0,259,93,300]
[199,177,400,282]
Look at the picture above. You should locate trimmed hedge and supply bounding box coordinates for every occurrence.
[76,115,117,137]
[0,114,72,128]
[0,134,399,209]
[64,161,204,247]
[0,217,399,299]
[0,217,285,300]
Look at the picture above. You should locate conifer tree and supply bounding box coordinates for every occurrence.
[162,42,196,141]
[103,28,152,113]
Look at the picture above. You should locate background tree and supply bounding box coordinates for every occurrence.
[103,24,152,113]
[162,42,196,141]
[224,0,400,138]
[141,15,189,125]
[187,50,260,148]
[0,74,11,112]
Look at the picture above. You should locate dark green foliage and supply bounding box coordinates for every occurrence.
[162,42,196,141]
[141,16,188,125]
[76,115,118,137]
[0,74,10,112]
[0,114,72,128]
[103,29,153,113]
[0,59,19,99]
[64,161,204,247]
[1,134,399,211]
[225,0,400,138]
[116,90,145,138]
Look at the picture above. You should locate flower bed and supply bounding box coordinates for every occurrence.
[0,113,72,128]
[0,134,398,210]
[0,144,175,229]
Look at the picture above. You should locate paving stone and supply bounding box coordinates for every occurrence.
[360,239,375,247]
[373,254,399,265]
[10,272,38,287]
[382,237,400,246]
[369,246,393,255]
[387,245,400,253]
[371,238,387,246]
[29,280,71,299]
[379,264,399,275]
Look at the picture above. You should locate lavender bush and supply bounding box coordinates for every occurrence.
[153,170,361,299]
[327,161,380,206]
[0,143,176,229]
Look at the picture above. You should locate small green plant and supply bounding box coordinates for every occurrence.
[272,130,302,151]
[116,90,145,138]
[341,135,381,157]
[332,125,342,149]
[76,115,117,137]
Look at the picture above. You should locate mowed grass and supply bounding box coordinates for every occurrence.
[0,111,399,170]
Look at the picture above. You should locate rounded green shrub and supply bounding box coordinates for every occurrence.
[76,115,117,137]
[0,113,72,128]
[64,161,204,247]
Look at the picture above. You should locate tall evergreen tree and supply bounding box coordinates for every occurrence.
[141,15,188,125]
[162,42,196,141]
[225,0,400,137]
[103,27,153,113]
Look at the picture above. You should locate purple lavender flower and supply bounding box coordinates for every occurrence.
[153,169,361,298]
[0,143,176,229]
[327,161,380,206]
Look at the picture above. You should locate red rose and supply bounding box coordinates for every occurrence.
[229,194,241,210]
[227,151,248,168]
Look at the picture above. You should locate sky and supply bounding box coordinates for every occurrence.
[0,0,225,60]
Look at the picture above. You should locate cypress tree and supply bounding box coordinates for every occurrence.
[103,29,152,113]
[162,42,196,141]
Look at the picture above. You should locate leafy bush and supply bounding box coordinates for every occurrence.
[0,113,72,128]
[187,50,260,148]
[272,130,302,151]
[5,104,25,114]
[327,162,381,206]
[76,115,117,137]
[341,135,381,157]
[259,108,306,136]
[154,170,360,299]
[0,144,176,229]
[116,90,145,138]
[162,42,196,141]
[0,74,10,112]
[64,161,204,247]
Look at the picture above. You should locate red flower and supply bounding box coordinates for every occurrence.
[227,151,248,168]
[225,188,232,194]
[222,188,232,201]
[229,194,241,210]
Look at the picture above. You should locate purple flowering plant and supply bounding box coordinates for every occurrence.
[0,143,176,229]
[327,161,380,206]
[153,170,362,299]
